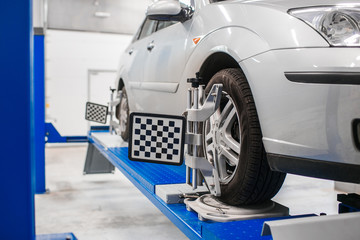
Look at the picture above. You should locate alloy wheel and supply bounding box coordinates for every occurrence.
[204,92,241,184]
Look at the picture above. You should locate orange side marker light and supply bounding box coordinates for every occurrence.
[193,37,201,45]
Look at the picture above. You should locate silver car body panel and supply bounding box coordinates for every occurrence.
[117,0,360,174]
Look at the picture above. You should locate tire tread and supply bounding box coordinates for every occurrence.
[207,68,286,205]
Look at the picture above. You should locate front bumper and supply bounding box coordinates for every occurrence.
[241,47,360,166]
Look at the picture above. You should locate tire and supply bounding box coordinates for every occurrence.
[115,86,130,141]
[203,68,286,205]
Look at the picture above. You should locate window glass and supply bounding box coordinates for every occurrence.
[138,18,158,40]
[132,20,144,43]
[157,21,177,32]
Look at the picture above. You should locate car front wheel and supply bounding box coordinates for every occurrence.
[204,68,286,205]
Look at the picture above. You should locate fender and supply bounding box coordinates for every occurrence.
[184,26,269,74]
[180,1,329,80]
[174,26,270,116]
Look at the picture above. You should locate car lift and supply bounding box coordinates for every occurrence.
[85,77,360,240]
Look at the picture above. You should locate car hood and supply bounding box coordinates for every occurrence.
[230,0,360,12]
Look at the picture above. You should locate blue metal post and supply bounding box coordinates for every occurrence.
[34,31,46,194]
[0,1,35,240]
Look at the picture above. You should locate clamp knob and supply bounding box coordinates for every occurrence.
[187,72,203,88]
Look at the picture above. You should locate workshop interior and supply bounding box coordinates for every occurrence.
[2,0,360,239]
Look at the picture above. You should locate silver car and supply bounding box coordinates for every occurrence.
[115,0,360,205]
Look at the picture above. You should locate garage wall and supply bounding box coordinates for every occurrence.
[47,0,150,34]
[45,29,132,136]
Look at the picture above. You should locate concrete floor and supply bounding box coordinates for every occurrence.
[36,144,343,239]
[36,144,187,240]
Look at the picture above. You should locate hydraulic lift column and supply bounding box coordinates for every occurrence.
[0,1,35,239]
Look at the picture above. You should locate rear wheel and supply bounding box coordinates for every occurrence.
[204,68,286,205]
[116,86,130,141]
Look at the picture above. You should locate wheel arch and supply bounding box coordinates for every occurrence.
[117,78,125,91]
[196,52,268,155]
[198,52,240,85]
[185,26,270,84]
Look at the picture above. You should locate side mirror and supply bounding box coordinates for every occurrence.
[146,0,192,22]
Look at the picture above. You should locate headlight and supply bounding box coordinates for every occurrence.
[289,6,360,46]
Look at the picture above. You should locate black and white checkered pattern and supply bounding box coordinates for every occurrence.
[85,102,108,124]
[129,113,185,165]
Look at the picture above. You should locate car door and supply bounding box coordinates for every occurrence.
[121,18,158,112]
[136,20,191,115]
[135,1,194,115]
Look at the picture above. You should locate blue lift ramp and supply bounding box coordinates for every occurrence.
[87,130,306,240]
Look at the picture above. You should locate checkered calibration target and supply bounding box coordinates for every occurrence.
[85,102,108,124]
[129,112,186,166]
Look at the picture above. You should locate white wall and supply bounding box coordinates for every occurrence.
[45,29,132,136]
[47,0,150,34]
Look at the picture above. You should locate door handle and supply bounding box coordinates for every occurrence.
[147,41,155,51]
[128,49,134,55]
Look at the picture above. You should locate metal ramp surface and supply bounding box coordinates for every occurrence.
[88,130,304,240]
